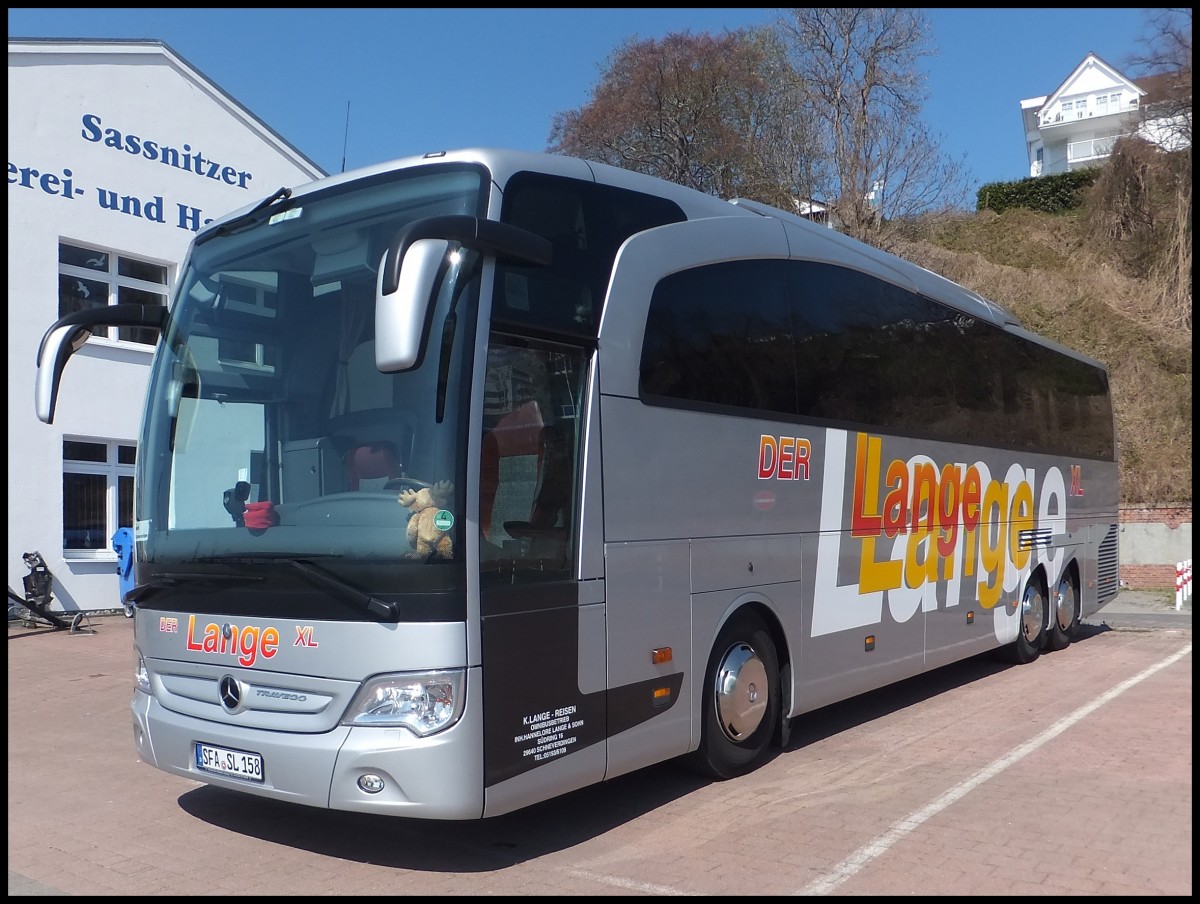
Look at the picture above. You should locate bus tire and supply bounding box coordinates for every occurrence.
[1047,572,1079,651]
[688,611,779,780]
[1006,580,1047,665]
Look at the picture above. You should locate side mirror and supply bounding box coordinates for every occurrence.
[35,304,168,424]
[375,238,452,372]
[375,216,551,373]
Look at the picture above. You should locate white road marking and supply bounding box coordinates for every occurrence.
[567,868,690,895]
[796,643,1192,896]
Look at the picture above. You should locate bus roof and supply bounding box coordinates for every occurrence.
[201,146,1025,335]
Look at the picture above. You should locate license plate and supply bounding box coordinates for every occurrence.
[195,742,264,783]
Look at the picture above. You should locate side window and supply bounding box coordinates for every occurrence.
[63,439,136,557]
[58,242,169,346]
[642,259,985,430]
[495,173,686,337]
[641,259,796,414]
[479,336,585,582]
[639,259,1113,459]
[785,262,963,432]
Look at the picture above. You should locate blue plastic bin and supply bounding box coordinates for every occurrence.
[111,527,135,616]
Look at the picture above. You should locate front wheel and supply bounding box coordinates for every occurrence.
[687,611,780,780]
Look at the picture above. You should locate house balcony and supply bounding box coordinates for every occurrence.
[1040,100,1139,131]
[1067,134,1130,167]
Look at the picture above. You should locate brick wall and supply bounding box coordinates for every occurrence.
[1120,563,1179,589]
[1119,505,1192,591]
[1120,506,1192,529]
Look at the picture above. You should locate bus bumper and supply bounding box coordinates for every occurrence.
[130,668,485,820]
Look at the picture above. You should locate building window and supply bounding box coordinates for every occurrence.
[63,439,136,557]
[214,274,278,369]
[1061,100,1073,115]
[58,242,169,346]
[1097,94,1108,115]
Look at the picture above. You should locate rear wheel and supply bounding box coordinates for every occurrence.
[688,611,780,780]
[1047,573,1079,651]
[1006,580,1047,664]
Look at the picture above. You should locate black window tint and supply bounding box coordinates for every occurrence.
[497,173,686,337]
[787,263,983,437]
[641,259,1114,460]
[641,260,796,415]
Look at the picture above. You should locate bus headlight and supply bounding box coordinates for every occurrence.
[134,651,152,694]
[342,670,465,736]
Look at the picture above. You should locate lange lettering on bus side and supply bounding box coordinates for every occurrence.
[814,430,1066,637]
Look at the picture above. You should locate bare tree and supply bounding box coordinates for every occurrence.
[1129,8,1192,150]
[547,29,821,207]
[1123,8,1192,334]
[775,8,970,244]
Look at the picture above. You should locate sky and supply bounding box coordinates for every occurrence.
[9,8,1161,200]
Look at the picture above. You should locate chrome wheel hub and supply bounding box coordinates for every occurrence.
[1022,586,1045,642]
[714,642,768,742]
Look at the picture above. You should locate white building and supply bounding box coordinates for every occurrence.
[1020,51,1189,177]
[8,38,325,616]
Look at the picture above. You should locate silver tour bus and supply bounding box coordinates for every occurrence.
[35,148,1119,819]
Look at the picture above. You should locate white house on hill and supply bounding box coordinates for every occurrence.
[1020,51,1189,177]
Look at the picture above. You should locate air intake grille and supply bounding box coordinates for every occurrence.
[1097,523,1119,603]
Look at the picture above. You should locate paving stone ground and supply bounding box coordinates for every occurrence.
[8,591,1190,896]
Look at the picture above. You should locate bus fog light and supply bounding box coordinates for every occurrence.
[342,669,465,736]
[358,774,386,794]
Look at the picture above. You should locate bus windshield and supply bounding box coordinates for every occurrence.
[136,165,486,593]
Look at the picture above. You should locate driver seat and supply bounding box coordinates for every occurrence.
[344,441,402,490]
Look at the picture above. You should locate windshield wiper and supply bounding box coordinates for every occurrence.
[198,186,293,243]
[287,559,399,622]
[174,554,399,622]
[126,572,264,604]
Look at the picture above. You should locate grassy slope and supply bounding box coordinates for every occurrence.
[892,207,1192,506]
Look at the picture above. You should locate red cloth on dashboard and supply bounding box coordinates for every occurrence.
[243,502,279,529]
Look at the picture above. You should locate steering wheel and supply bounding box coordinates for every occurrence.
[384,476,432,492]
